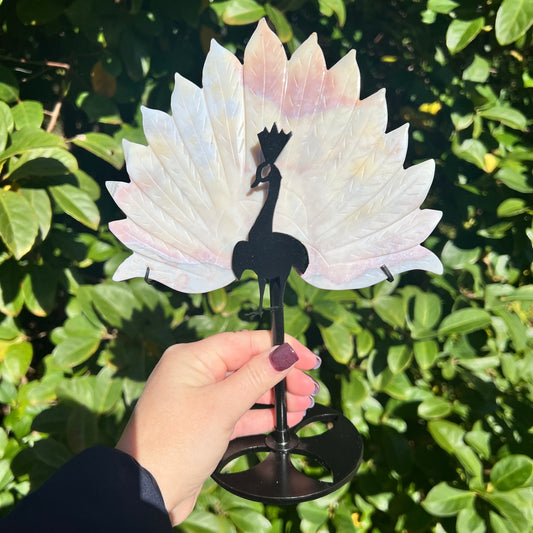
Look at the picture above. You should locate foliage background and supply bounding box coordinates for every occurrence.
[0,0,532,531]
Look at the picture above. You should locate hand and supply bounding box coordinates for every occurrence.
[116,330,319,525]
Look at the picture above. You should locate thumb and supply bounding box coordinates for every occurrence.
[217,343,299,422]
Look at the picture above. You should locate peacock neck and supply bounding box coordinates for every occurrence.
[249,173,280,240]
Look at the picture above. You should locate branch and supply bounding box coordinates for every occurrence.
[0,55,70,70]
[46,101,63,133]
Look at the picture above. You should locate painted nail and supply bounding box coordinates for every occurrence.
[310,378,320,396]
[269,343,299,372]
[313,355,322,369]
[308,395,315,409]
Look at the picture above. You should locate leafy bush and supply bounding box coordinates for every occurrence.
[0,0,532,531]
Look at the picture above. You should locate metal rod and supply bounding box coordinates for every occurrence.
[270,277,290,447]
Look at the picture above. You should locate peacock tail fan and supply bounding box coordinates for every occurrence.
[107,18,443,295]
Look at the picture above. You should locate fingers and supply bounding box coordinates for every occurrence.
[256,390,314,412]
[216,343,301,423]
[232,408,308,439]
[174,331,318,384]
[255,371,318,404]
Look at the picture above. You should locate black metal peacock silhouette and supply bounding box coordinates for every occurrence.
[107,19,442,504]
[232,125,309,317]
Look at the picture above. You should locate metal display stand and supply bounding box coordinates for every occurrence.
[211,126,364,504]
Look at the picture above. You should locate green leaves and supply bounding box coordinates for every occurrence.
[319,322,353,364]
[49,184,100,230]
[318,0,346,26]
[438,308,492,336]
[495,0,533,45]
[427,0,459,14]
[491,456,533,491]
[446,17,485,54]
[220,0,266,25]
[0,66,19,104]
[72,133,124,169]
[479,105,527,131]
[53,336,102,368]
[422,482,475,516]
[0,189,40,259]
[1,342,33,383]
[11,101,44,130]
[0,128,65,163]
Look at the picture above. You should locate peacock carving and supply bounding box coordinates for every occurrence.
[107,19,442,296]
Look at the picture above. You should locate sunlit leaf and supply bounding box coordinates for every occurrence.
[495,0,533,45]
[387,345,412,374]
[49,184,100,230]
[422,482,474,516]
[53,335,101,368]
[11,101,44,130]
[72,132,124,169]
[438,308,492,336]
[284,305,311,339]
[446,18,484,54]
[19,188,52,241]
[456,507,486,533]
[222,0,265,25]
[318,0,346,26]
[94,368,123,414]
[491,455,533,491]
[418,397,452,420]
[496,166,533,194]
[428,419,465,453]
[427,0,459,14]
[497,198,528,218]
[453,138,486,169]
[462,55,490,83]
[414,340,440,369]
[0,129,65,163]
[264,4,292,42]
[373,295,405,328]
[319,322,353,364]
[1,341,33,382]
[479,105,527,131]
[0,189,40,259]
[0,65,19,103]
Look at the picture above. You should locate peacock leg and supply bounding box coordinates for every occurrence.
[246,277,266,318]
[257,277,266,316]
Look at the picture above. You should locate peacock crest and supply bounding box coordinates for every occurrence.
[107,19,442,294]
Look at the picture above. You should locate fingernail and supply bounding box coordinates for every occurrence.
[311,378,320,396]
[269,343,298,372]
[313,355,322,369]
[308,395,315,409]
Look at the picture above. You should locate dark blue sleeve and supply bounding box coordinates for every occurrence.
[0,446,174,533]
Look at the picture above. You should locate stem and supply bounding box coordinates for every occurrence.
[46,101,62,133]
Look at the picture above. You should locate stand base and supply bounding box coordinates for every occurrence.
[211,404,363,505]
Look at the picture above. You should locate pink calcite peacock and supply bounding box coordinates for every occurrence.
[107,19,442,295]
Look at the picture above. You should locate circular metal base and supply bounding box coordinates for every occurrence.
[211,404,363,505]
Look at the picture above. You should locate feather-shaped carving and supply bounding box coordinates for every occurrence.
[108,19,442,294]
